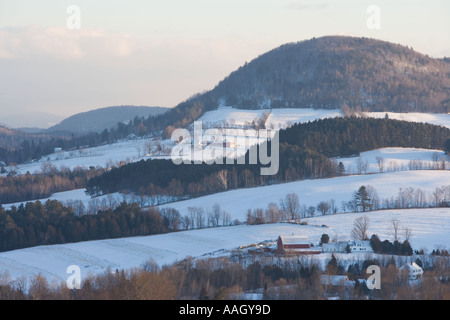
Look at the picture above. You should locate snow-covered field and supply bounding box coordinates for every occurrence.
[198,106,450,130]
[159,170,450,222]
[0,208,448,285]
[6,138,159,175]
[197,106,343,129]
[335,148,448,174]
[364,111,450,129]
[1,189,124,211]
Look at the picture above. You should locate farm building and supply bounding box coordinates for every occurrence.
[322,240,373,253]
[322,241,348,253]
[321,275,355,288]
[400,262,423,280]
[347,241,373,253]
[277,234,321,255]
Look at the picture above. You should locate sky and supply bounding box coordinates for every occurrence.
[0,0,449,126]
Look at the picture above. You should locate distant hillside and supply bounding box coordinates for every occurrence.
[1,112,64,130]
[211,36,450,112]
[129,36,450,138]
[47,106,169,134]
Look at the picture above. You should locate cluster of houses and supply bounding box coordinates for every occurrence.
[276,234,424,283]
[276,234,373,255]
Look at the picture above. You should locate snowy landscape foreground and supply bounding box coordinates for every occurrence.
[0,208,448,286]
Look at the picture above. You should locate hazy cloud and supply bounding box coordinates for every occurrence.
[0,26,136,60]
[0,26,274,116]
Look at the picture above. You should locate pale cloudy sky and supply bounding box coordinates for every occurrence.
[0,0,449,122]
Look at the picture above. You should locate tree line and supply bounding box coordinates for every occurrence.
[1,251,448,300]
[0,165,104,205]
[0,200,170,252]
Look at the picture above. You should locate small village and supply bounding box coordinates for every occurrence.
[233,232,427,299]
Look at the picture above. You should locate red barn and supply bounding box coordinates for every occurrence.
[277,234,321,255]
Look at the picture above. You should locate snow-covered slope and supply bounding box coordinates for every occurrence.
[197,106,342,129]
[6,137,166,175]
[1,189,124,211]
[363,111,450,129]
[335,148,448,174]
[159,170,450,222]
[198,107,450,130]
[0,208,448,285]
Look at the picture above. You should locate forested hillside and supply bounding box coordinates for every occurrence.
[0,201,167,252]
[212,36,450,112]
[47,106,168,134]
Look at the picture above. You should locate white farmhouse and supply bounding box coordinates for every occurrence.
[399,262,423,280]
[347,241,373,253]
[322,240,373,253]
[322,241,348,253]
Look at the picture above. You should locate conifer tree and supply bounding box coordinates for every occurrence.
[354,186,372,212]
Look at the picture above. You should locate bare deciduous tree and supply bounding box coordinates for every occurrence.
[390,218,401,242]
[211,203,222,227]
[351,216,370,241]
[280,193,301,220]
[265,202,281,223]
[404,227,413,242]
[376,156,384,173]
[317,201,330,215]
[356,157,368,174]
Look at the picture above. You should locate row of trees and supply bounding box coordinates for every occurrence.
[369,234,413,256]
[334,152,448,176]
[0,164,104,205]
[246,183,449,227]
[0,201,170,252]
[1,252,449,300]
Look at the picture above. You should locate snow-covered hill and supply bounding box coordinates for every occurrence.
[158,170,450,222]
[0,208,448,285]
[197,106,343,129]
[335,148,448,174]
[5,137,168,175]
